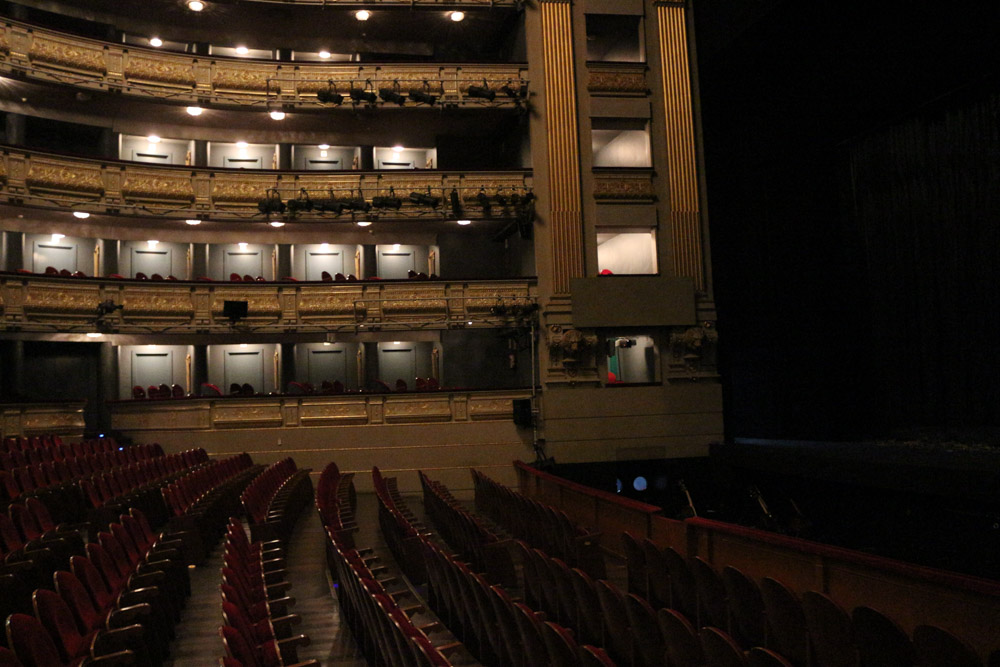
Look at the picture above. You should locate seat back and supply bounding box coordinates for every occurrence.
[54,571,102,634]
[801,590,859,667]
[912,624,982,667]
[748,647,796,667]
[851,606,915,667]
[625,593,666,667]
[621,531,648,598]
[6,613,65,667]
[760,577,809,666]
[32,588,86,662]
[658,607,704,667]
[722,565,767,646]
[691,556,729,630]
[595,580,632,666]
[700,626,748,667]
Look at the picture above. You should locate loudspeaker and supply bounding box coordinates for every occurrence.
[513,398,533,428]
[223,300,248,322]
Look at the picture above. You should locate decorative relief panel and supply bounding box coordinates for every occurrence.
[212,65,277,93]
[2,402,86,437]
[26,161,104,196]
[667,322,718,379]
[298,401,369,426]
[211,291,281,319]
[28,36,105,74]
[122,173,196,203]
[22,285,100,315]
[297,290,365,320]
[123,55,196,87]
[468,397,514,421]
[592,174,657,201]
[587,67,649,95]
[212,402,284,428]
[384,398,452,423]
[121,289,195,318]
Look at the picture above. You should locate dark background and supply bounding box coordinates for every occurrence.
[694,1,1000,442]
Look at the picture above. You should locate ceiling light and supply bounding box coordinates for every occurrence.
[269,110,285,120]
[72,211,90,219]
[355,9,370,20]
[236,141,248,148]
[149,37,163,47]
[185,219,201,225]
[51,233,65,242]
[269,221,285,227]
[147,135,161,143]
[186,106,203,116]
[239,343,248,348]
[319,243,330,250]
[356,221,372,227]
[238,242,248,250]
[235,46,249,56]
[86,332,102,338]
[391,145,404,153]
[187,0,205,11]
[318,50,331,59]
[147,239,159,248]
[323,341,331,346]
[392,341,400,345]
[392,243,400,250]
[318,144,330,150]
[449,11,465,21]
[457,219,472,225]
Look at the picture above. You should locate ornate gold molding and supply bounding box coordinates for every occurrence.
[656,4,705,292]
[0,20,527,109]
[1,402,86,438]
[0,275,537,334]
[586,64,649,95]
[592,171,657,201]
[541,1,585,295]
[0,147,532,223]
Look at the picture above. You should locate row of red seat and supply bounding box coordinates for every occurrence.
[621,530,993,667]
[240,458,314,546]
[471,467,606,579]
[422,536,616,667]
[1,506,191,667]
[316,462,357,536]
[372,466,430,584]
[325,513,464,666]
[162,454,249,519]
[1,434,63,454]
[220,517,317,667]
[1,436,122,458]
[419,470,515,587]
[80,448,207,512]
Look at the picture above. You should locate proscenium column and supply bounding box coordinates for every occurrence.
[656,0,705,292]
[540,0,585,295]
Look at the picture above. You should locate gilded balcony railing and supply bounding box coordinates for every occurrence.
[0,146,533,223]
[0,19,528,108]
[0,273,538,334]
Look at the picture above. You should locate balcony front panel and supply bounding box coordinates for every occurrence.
[110,388,532,432]
[0,147,532,223]
[0,20,527,109]
[0,274,537,334]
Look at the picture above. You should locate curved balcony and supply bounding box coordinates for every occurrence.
[0,19,528,109]
[0,146,533,224]
[0,273,537,334]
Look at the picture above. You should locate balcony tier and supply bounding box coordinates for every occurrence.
[0,20,528,109]
[0,274,537,334]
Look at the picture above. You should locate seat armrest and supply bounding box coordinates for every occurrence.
[85,649,136,666]
[107,603,152,629]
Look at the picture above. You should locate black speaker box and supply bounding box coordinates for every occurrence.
[513,398,533,428]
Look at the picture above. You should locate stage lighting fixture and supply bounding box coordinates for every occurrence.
[450,188,463,216]
[500,80,528,99]
[466,79,496,101]
[476,187,492,214]
[409,188,440,208]
[317,82,344,105]
[409,82,438,105]
[257,189,286,215]
[495,189,509,207]
[372,187,402,209]
[286,189,313,214]
[345,190,371,212]
[349,82,378,105]
[315,195,347,215]
[379,83,406,106]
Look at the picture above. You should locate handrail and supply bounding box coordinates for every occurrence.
[513,459,663,514]
[0,19,528,109]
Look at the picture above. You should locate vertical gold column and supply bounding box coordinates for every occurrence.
[657,1,704,291]
[541,0,584,296]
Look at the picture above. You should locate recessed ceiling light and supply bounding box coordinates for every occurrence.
[355,9,370,20]
[319,243,330,250]
[239,343,248,348]
[235,46,249,56]
[187,0,205,11]
[51,233,65,242]
[86,332,102,338]
[449,11,465,22]
[236,141,248,148]
[185,219,201,225]
[356,221,372,227]
[318,144,330,150]
[318,50,331,59]
[323,341,331,346]
[457,219,472,225]
[72,211,90,219]
[391,145,404,153]
[186,106,203,116]
[269,110,285,120]
[392,243,400,250]
[269,221,285,227]
[147,239,159,248]
[149,37,163,47]
[147,135,161,143]
[238,242,248,250]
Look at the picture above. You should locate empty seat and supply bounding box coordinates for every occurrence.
[700,626,748,667]
[748,647,796,667]
[658,607,705,667]
[851,606,915,667]
[759,577,808,666]
[723,566,767,647]
[801,591,859,667]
